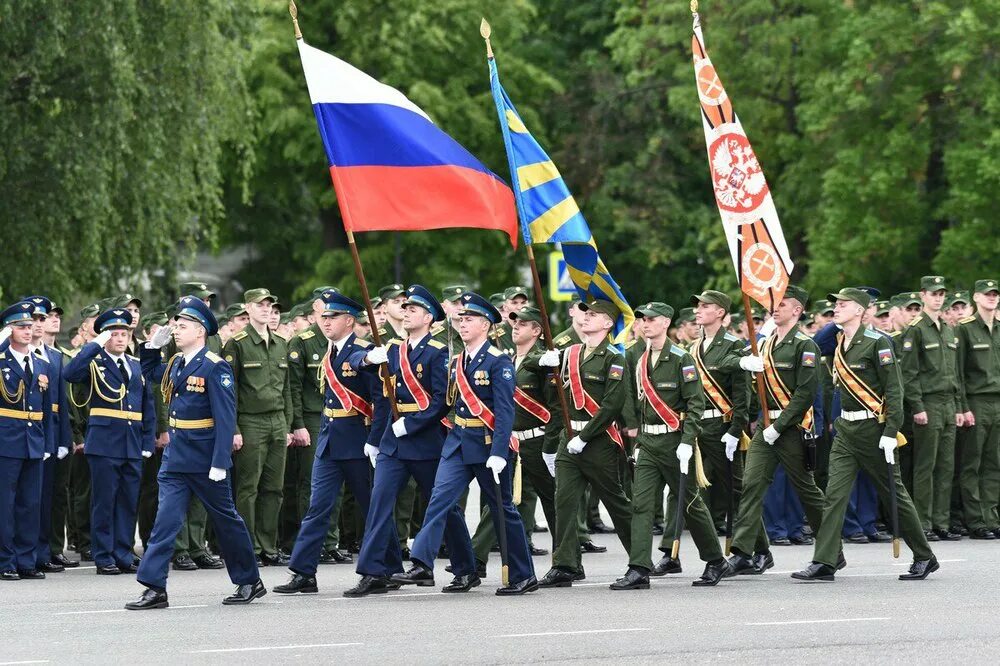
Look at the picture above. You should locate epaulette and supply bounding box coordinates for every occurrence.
[273,331,289,341]
[58,346,73,356]
[624,340,637,350]
[430,322,445,335]
[355,339,374,350]
[959,316,976,325]
[669,344,687,358]
[0,353,5,360]
[386,338,402,346]
[794,332,810,341]
[723,332,739,342]
[298,330,316,340]
[63,347,80,357]
[377,326,389,337]
[863,328,881,340]
[488,347,503,357]
[232,331,248,341]
[889,330,902,338]
[126,354,139,362]
[427,339,446,350]
[554,335,572,346]
[204,351,222,364]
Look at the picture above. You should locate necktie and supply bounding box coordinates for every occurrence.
[117,359,129,383]
[24,357,32,388]
[176,357,186,377]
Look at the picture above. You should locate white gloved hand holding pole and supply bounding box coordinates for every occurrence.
[721,432,739,461]
[739,355,765,373]
[566,435,587,455]
[486,455,507,484]
[542,452,556,477]
[538,350,561,368]
[879,436,896,464]
[676,442,693,475]
[364,443,379,467]
[365,345,389,365]
[57,446,69,460]
[392,418,407,438]
[763,425,780,445]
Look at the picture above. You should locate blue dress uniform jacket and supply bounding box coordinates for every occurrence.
[446,342,517,463]
[316,334,388,461]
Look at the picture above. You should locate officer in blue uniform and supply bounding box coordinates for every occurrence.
[126,295,264,609]
[64,308,155,575]
[340,285,475,597]
[273,291,388,595]
[0,300,54,580]
[391,292,538,596]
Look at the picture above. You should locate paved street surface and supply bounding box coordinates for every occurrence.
[2,493,998,665]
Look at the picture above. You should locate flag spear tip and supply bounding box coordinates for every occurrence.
[480,18,494,58]
[691,0,699,13]
[289,1,302,40]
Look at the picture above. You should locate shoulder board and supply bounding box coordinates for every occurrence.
[232,331,248,341]
[863,328,881,340]
[554,335,572,346]
[63,347,80,357]
[723,332,739,342]
[387,338,402,346]
[889,330,901,338]
[488,347,503,357]
[960,316,976,325]
[0,353,6,360]
[427,339,446,350]
[377,326,389,337]
[273,332,289,341]
[204,351,222,364]
[669,344,686,358]
[794,332,810,341]
[126,354,139,362]
[430,322,445,335]
[354,339,373,350]
[624,340,637,350]
[297,330,316,340]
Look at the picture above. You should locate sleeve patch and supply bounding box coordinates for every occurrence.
[902,339,914,351]
[801,351,816,367]
[220,373,233,389]
[682,365,697,382]
[879,348,894,365]
[289,351,299,360]
[501,367,514,382]
[609,364,624,381]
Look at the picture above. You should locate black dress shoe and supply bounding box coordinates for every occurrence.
[254,554,264,566]
[446,561,488,578]
[970,528,996,540]
[580,540,607,554]
[529,544,549,556]
[951,525,968,537]
[193,554,225,570]
[260,552,289,566]
[651,522,664,536]
[651,555,682,576]
[17,569,45,580]
[390,562,435,587]
[0,570,19,581]
[899,555,939,580]
[442,574,481,593]
[319,549,353,564]
[400,546,411,561]
[117,562,139,574]
[932,529,961,541]
[496,575,539,596]
[80,549,94,562]
[609,567,650,590]
[924,530,941,542]
[437,545,450,559]
[769,536,792,546]
[172,554,198,571]
[223,579,267,605]
[96,564,121,575]
[791,561,837,581]
[125,588,169,610]
[789,534,814,546]
[38,561,65,573]
[273,572,318,594]
[727,552,761,575]
[343,575,395,597]
[752,551,775,573]
[867,531,893,543]
[588,522,616,535]
[692,559,733,587]
[845,532,869,544]
[538,567,580,588]
[533,524,548,533]
[52,553,79,568]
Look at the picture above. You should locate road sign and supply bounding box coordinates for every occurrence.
[548,251,576,302]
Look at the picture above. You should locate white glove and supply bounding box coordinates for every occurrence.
[538,350,561,368]
[141,450,152,459]
[208,467,227,482]
[57,446,69,460]
[676,442,693,475]
[366,345,389,365]
[721,432,739,461]
[763,424,780,444]
[0,326,11,344]
[364,443,379,467]
[758,317,777,339]
[486,455,507,484]
[93,330,113,347]
[567,435,587,455]
[542,452,556,477]
[879,436,896,464]
[739,355,764,373]
[43,452,51,461]
[633,447,640,464]
[147,325,174,349]
[392,418,407,438]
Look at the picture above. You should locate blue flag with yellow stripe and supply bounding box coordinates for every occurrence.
[487,56,633,345]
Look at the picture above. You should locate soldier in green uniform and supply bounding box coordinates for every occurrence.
[793,288,938,581]
[538,299,632,587]
[284,287,350,563]
[956,280,1000,539]
[900,276,960,541]
[67,302,101,560]
[223,288,294,565]
[135,312,170,555]
[725,285,828,576]
[433,285,468,361]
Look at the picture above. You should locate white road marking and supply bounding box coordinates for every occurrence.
[53,609,126,616]
[321,592,442,601]
[0,661,51,665]
[495,628,651,638]
[190,643,362,654]
[747,617,890,626]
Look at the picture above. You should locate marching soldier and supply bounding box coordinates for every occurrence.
[434,284,468,360]
[127,296,264,608]
[64,308,156,575]
[793,288,937,581]
[223,288,294,566]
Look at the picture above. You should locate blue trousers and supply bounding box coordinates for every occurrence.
[289,455,372,576]
[0,455,42,572]
[36,455,57,565]
[138,470,258,591]
[842,471,879,536]
[411,451,534,585]
[356,454,473,578]
[763,464,806,540]
[87,455,141,567]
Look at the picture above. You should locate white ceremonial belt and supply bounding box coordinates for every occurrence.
[840,409,877,422]
[570,420,590,431]
[513,427,545,441]
[767,409,783,419]
[702,409,725,419]
[642,424,680,435]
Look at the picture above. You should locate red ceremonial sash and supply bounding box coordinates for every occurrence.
[322,352,373,419]
[454,352,518,452]
[566,345,623,447]
[398,339,430,410]
[637,348,682,430]
[514,387,551,424]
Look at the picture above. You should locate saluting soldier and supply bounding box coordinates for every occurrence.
[223,288,294,566]
[793,288,937,581]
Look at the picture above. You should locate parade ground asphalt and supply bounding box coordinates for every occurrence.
[2,489,998,665]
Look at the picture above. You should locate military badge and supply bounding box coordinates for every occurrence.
[225,355,234,363]
[878,348,894,365]
[38,374,48,390]
[313,354,319,360]
[289,351,299,360]
[902,339,913,351]
[801,351,816,367]
[682,365,697,382]
[501,367,513,381]
[220,373,233,389]
[609,364,624,381]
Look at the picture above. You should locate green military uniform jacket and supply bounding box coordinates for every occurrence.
[900,313,959,414]
[287,324,327,429]
[552,326,581,350]
[634,343,704,446]
[513,345,563,455]
[559,339,626,443]
[692,329,751,439]
[621,338,647,430]
[222,325,293,432]
[835,327,904,439]
[956,313,1000,412]
[431,319,464,360]
[761,328,820,435]
[489,321,515,357]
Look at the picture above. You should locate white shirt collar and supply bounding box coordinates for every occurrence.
[332,333,353,356]
[9,346,32,371]
[464,339,488,362]
[183,346,204,366]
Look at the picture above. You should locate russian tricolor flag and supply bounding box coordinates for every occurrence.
[296,39,518,246]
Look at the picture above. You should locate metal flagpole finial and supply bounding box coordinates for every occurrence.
[289,0,302,39]
[480,18,493,59]
[691,0,699,13]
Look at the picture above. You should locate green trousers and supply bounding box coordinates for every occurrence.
[280,413,340,552]
[951,424,972,529]
[960,395,1000,530]
[137,449,162,549]
[472,438,556,563]
[731,427,826,557]
[395,477,419,548]
[48,453,72,555]
[553,434,631,572]
[68,450,91,550]
[911,396,957,531]
[233,411,288,556]
[813,418,933,566]
[173,497,209,559]
[629,433,722,571]
[699,418,743,532]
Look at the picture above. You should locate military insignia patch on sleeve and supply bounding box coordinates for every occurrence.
[220,373,233,389]
[801,351,816,367]
[501,367,513,381]
[682,365,697,382]
[879,348,894,365]
[289,351,299,360]
[609,364,624,381]
[902,339,913,351]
